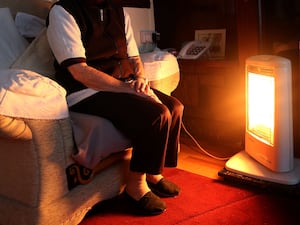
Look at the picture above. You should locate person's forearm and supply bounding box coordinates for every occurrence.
[68,62,133,93]
[68,61,161,102]
[129,56,145,78]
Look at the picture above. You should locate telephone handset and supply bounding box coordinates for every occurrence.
[177,40,211,59]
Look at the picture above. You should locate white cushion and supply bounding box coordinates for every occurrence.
[15,12,46,38]
[0,69,68,120]
[0,8,28,69]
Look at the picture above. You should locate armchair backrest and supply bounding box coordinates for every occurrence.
[0,0,54,19]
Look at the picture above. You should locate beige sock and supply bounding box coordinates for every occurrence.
[146,174,164,184]
[126,171,151,201]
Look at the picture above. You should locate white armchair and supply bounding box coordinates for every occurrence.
[0,1,132,224]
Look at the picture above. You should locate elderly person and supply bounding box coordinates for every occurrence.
[47,0,183,215]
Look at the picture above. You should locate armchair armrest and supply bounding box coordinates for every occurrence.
[0,117,75,208]
[0,114,32,140]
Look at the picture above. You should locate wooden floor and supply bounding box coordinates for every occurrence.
[177,135,237,180]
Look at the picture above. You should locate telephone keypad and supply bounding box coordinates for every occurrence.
[187,45,205,55]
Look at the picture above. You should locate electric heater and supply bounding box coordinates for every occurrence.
[225,55,300,185]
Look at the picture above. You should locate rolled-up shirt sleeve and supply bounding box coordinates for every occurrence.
[47,5,86,65]
[124,9,139,57]
[47,6,139,66]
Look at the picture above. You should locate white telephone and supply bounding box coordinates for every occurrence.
[177,40,211,59]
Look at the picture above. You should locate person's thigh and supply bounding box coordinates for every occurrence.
[69,91,167,136]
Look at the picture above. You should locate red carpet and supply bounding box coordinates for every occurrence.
[79,168,300,225]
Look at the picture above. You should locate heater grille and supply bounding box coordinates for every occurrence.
[248,65,274,75]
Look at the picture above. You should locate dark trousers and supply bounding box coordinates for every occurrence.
[70,89,184,175]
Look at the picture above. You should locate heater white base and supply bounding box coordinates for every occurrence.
[225,151,300,185]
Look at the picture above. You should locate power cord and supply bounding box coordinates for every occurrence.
[181,122,231,161]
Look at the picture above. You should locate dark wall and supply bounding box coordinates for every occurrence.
[153,0,237,59]
[260,0,300,53]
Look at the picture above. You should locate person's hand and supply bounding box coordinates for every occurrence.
[130,77,162,103]
[130,77,149,93]
[131,77,150,94]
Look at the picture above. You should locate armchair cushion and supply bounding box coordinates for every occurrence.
[70,112,131,169]
[11,28,55,77]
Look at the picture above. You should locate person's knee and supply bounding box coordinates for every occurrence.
[160,104,172,123]
[171,99,184,117]
[175,101,184,115]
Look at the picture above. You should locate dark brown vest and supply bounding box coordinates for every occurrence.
[50,0,135,94]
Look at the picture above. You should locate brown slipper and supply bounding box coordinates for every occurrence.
[147,178,180,198]
[124,191,166,215]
